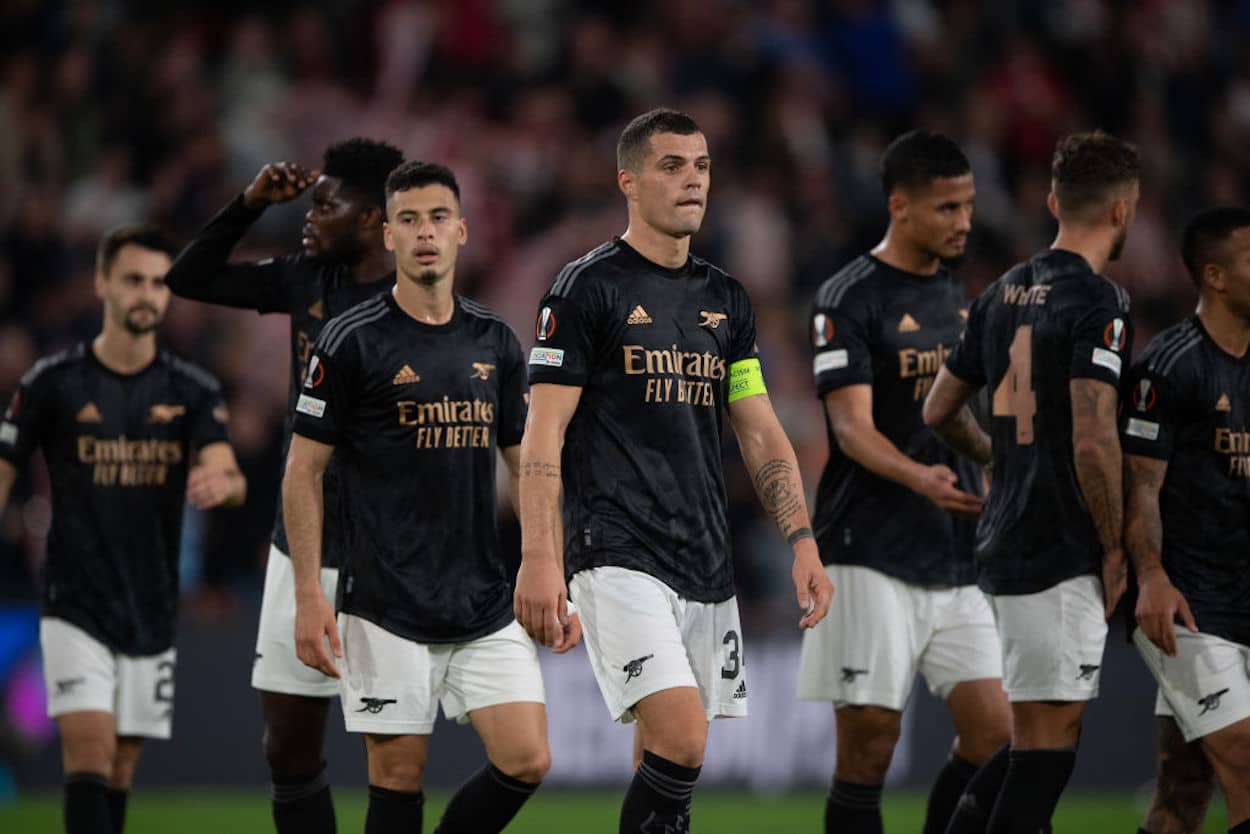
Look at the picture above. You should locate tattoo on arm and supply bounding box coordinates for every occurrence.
[1071,379,1123,553]
[521,462,561,479]
[786,527,814,546]
[1144,717,1214,834]
[752,458,806,539]
[936,405,992,465]
[1125,455,1168,577]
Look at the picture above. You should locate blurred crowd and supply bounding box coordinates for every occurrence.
[0,0,1242,632]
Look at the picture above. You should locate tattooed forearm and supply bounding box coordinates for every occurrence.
[521,461,561,479]
[752,458,806,538]
[787,527,814,545]
[934,405,992,466]
[1125,456,1168,577]
[1143,717,1214,834]
[1071,379,1123,553]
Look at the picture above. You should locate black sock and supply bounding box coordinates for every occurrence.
[1229,822,1250,834]
[365,784,424,834]
[945,745,1010,834]
[64,772,112,834]
[1137,829,1153,833]
[620,751,701,834]
[924,755,979,834]
[986,748,1076,834]
[272,764,336,834]
[434,764,540,833]
[107,788,128,834]
[825,779,883,834]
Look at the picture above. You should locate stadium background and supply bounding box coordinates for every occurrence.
[0,1,1239,830]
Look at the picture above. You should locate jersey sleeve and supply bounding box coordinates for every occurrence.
[0,368,48,467]
[187,377,231,452]
[810,294,874,395]
[164,195,294,314]
[291,332,360,446]
[497,327,529,449]
[944,288,988,386]
[1070,292,1132,387]
[1120,359,1177,460]
[526,279,610,387]
[727,280,760,364]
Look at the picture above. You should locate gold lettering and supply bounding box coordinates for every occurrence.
[1231,456,1250,478]
[1002,284,1052,306]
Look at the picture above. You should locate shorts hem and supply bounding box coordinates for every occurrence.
[932,674,1003,701]
[610,677,701,724]
[1175,710,1250,743]
[802,689,907,711]
[1005,687,1098,703]
[344,718,436,736]
[451,695,546,725]
[47,700,117,719]
[709,702,748,720]
[250,675,340,699]
[115,722,172,740]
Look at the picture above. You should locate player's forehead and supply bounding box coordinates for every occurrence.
[312,174,345,202]
[907,172,975,203]
[1222,226,1250,258]
[387,184,459,215]
[643,131,709,166]
[108,244,171,279]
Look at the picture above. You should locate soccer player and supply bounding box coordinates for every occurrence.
[286,161,556,834]
[0,225,246,834]
[1125,207,1250,834]
[798,130,1010,834]
[923,131,1141,833]
[514,107,834,834]
[165,138,403,833]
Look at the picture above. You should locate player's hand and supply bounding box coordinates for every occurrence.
[1100,549,1128,621]
[294,591,341,678]
[1136,569,1197,657]
[792,543,833,629]
[912,464,984,516]
[186,465,235,510]
[243,162,318,209]
[514,556,568,649]
[552,612,582,654]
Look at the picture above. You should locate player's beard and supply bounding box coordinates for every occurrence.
[122,305,161,335]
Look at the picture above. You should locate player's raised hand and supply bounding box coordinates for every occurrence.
[514,556,568,648]
[793,544,833,629]
[913,463,984,515]
[1101,549,1129,621]
[243,162,319,209]
[1136,569,1197,657]
[186,465,234,509]
[294,592,341,678]
[552,611,583,654]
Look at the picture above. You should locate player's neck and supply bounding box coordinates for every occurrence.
[1196,297,1250,358]
[621,223,691,269]
[1050,228,1112,274]
[871,233,940,276]
[92,327,157,374]
[352,246,394,284]
[392,278,455,326]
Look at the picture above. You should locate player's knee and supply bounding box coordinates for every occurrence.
[841,732,898,783]
[956,723,1012,765]
[63,735,117,776]
[646,726,707,769]
[495,745,551,785]
[262,727,322,782]
[371,755,427,792]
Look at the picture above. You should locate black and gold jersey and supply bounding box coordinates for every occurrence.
[810,255,980,586]
[165,195,395,564]
[0,344,228,654]
[528,238,759,603]
[291,293,528,644]
[1121,317,1250,645]
[946,248,1133,594]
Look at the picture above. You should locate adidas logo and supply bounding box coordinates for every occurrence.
[307,300,324,320]
[732,680,747,700]
[626,305,652,325]
[898,313,920,333]
[392,365,421,385]
[1216,394,1231,412]
[76,403,102,423]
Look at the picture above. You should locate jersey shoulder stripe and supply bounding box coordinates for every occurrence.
[458,296,507,326]
[551,241,619,296]
[1146,320,1201,376]
[19,343,85,388]
[816,255,875,308]
[1093,274,1131,312]
[689,253,732,283]
[161,351,221,393]
[320,296,389,356]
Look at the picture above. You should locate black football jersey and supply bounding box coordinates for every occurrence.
[810,255,980,586]
[291,293,528,643]
[0,344,229,654]
[946,249,1133,594]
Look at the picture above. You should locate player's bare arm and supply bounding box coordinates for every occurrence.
[282,433,341,678]
[828,383,982,515]
[1144,716,1216,834]
[242,162,320,210]
[727,392,832,629]
[186,441,247,510]
[1125,453,1197,656]
[515,382,582,649]
[923,366,993,466]
[0,459,15,513]
[1070,376,1127,619]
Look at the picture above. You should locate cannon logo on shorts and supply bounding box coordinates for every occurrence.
[356,697,398,714]
[840,667,869,684]
[55,677,85,696]
[1076,664,1100,681]
[1198,688,1230,715]
[622,654,654,682]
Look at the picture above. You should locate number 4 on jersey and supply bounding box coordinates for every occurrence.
[992,325,1037,445]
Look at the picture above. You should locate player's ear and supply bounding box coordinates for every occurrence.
[886,191,907,222]
[618,168,636,201]
[1202,262,1225,293]
[383,221,394,253]
[457,217,467,245]
[93,270,106,300]
[359,204,383,231]
[1046,190,1060,221]
[1110,196,1128,229]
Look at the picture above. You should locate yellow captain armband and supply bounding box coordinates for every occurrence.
[727,358,767,403]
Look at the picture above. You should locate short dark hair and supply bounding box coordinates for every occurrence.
[1180,206,1250,287]
[384,161,460,205]
[617,108,702,172]
[1050,131,1141,219]
[879,129,970,195]
[96,224,178,274]
[322,138,405,210]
